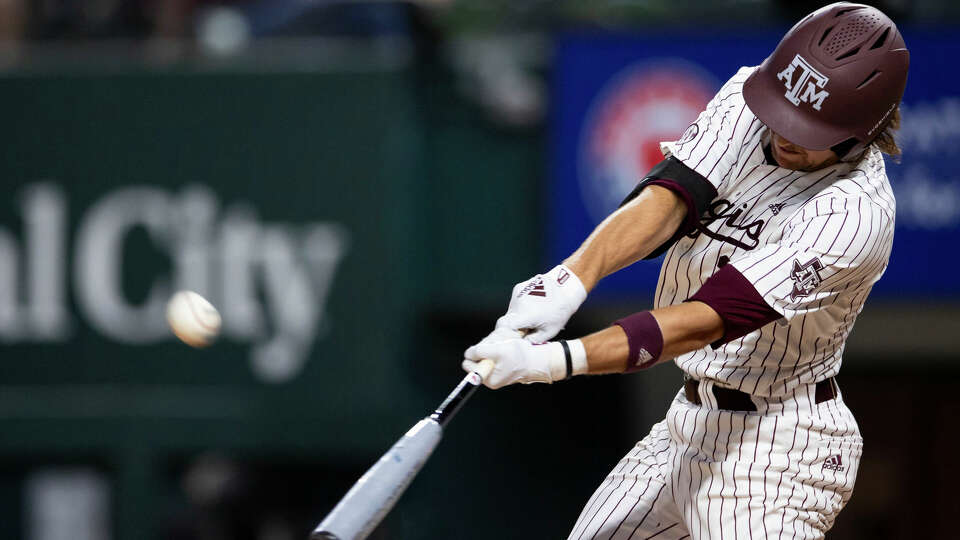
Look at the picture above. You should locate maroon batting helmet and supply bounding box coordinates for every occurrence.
[743,2,909,157]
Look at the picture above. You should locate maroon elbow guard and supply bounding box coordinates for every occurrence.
[614,311,664,372]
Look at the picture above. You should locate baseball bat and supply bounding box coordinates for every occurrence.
[310,358,495,540]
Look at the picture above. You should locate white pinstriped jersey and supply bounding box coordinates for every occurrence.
[657,66,895,398]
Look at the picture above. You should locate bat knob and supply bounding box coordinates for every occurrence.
[475,358,496,381]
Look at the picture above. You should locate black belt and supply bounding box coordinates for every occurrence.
[683,377,837,412]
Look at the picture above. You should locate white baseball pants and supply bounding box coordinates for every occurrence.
[568,386,862,540]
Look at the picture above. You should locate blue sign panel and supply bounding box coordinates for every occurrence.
[550,29,960,301]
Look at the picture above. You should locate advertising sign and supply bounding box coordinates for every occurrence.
[0,71,424,451]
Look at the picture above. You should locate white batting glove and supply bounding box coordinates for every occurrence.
[470,325,525,349]
[462,339,587,390]
[485,265,588,346]
[462,339,563,389]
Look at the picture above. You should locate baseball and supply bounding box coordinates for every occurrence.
[166,291,222,348]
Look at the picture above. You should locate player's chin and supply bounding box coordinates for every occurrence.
[787,159,814,171]
[774,157,795,170]
[775,152,814,171]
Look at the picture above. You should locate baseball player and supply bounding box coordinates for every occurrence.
[462,3,908,538]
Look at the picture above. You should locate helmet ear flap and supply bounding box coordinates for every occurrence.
[830,137,862,161]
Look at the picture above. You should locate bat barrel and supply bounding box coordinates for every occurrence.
[311,418,443,540]
[310,361,493,540]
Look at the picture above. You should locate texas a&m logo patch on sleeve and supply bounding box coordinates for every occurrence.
[790,257,825,300]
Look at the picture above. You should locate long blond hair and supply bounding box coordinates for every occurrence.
[872,105,902,160]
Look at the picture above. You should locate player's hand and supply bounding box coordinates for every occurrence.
[462,339,565,389]
[469,325,526,350]
[480,265,588,347]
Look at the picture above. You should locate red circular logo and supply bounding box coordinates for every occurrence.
[579,61,717,222]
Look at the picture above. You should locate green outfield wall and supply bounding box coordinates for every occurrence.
[0,64,553,539]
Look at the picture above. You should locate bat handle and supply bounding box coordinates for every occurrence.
[429,358,497,427]
[474,358,496,381]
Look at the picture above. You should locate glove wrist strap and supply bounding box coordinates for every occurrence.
[551,264,588,305]
[557,339,589,380]
[559,341,573,379]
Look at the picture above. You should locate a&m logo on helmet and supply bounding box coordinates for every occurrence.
[777,54,830,111]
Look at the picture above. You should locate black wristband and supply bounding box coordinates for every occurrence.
[559,340,573,380]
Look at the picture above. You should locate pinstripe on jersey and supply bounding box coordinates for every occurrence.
[657,66,895,398]
[568,391,862,540]
[568,65,886,539]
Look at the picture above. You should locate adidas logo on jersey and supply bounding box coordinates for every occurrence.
[518,277,547,297]
[822,454,845,472]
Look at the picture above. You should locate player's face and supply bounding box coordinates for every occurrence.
[771,133,840,171]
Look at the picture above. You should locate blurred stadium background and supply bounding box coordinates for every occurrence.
[0,0,957,538]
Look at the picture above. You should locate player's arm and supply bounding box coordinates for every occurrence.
[561,68,750,291]
[468,204,890,388]
[463,301,724,388]
[571,197,892,381]
[463,263,781,389]
[580,302,723,374]
[564,156,720,291]
[467,157,717,348]
[563,184,687,292]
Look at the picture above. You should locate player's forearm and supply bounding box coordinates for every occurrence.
[563,185,687,292]
[580,302,723,374]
